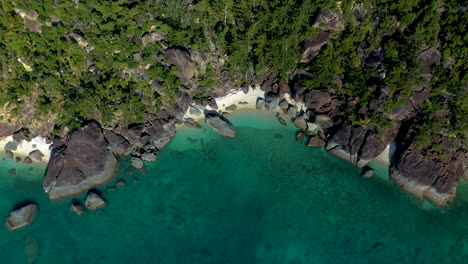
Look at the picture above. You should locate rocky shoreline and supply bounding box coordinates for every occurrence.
[2,83,465,208]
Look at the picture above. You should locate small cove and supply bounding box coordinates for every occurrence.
[0,109,468,263]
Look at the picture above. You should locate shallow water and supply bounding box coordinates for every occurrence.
[1,110,468,263]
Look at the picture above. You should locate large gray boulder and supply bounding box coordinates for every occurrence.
[43,122,119,200]
[256,97,265,109]
[5,204,37,231]
[300,32,331,63]
[131,157,144,169]
[5,140,19,151]
[305,90,332,113]
[28,149,44,162]
[205,113,236,138]
[163,48,195,84]
[264,92,279,111]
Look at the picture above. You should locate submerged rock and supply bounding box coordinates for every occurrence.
[43,122,119,200]
[205,113,236,138]
[360,166,375,179]
[131,157,144,169]
[117,179,126,187]
[5,150,14,160]
[184,118,202,128]
[225,104,237,111]
[85,192,106,211]
[24,232,39,264]
[5,204,37,231]
[307,136,326,147]
[277,117,287,126]
[296,131,306,142]
[71,202,84,216]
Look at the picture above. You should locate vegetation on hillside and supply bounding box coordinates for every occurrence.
[0,0,466,150]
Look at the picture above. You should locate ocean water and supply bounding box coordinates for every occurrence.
[1,110,468,264]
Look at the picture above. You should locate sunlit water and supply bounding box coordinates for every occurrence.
[1,110,468,263]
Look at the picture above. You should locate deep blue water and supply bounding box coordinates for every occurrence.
[1,110,468,263]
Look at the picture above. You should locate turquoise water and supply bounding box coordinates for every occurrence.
[1,110,468,263]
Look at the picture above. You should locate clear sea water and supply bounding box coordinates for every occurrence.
[1,110,468,264]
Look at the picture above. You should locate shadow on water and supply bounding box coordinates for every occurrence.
[11,199,37,211]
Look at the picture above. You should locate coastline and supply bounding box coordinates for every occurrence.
[179,87,393,180]
[180,86,306,124]
[0,136,51,162]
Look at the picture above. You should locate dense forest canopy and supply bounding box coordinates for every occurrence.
[0,0,466,151]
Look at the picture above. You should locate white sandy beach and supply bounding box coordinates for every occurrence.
[0,136,51,162]
[181,86,307,123]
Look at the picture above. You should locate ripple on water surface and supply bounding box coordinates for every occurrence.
[0,109,468,263]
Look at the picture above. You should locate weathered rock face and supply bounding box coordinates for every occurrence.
[141,31,165,47]
[305,90,332,113]
[418,46,441,68]
[264,92,279,111]
[386,88,429,121]
[391,139,466,206]
[326,122,387,167]
[166,91,191,119]
[103,130,131,156]
[205,113,236,138]
[5,204,37,231]
[131,157,144,169]
[14,9,42,34]
[163,48,195,84]
[189,105,202,116]
[71,202,85,216]
[28,149,44,162]
[43,122,119,200]
[307,136,326,147]
[256,97,266,109]
[313,10,345,32]
[294,115,308,130]
[300,32,331,63]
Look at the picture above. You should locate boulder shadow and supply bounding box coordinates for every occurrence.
[11,199,37,211]
[203,110,234,126]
